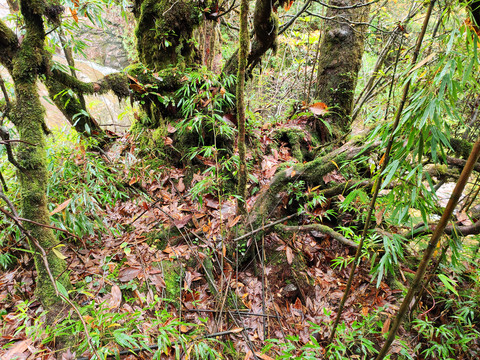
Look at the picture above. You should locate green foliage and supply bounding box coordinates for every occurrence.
[371,233,405,288]
[46,129,128,239]
[8,298,223,359]
[264,307,413,360]
[176,67,236,143]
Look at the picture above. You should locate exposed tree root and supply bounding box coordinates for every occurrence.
[248,139,376,228]
[275,223,358,248]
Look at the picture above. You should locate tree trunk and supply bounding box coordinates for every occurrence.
[236,0,249,214]
[133,0,203,71]
[314,0,370,138]
[9,0,72,314]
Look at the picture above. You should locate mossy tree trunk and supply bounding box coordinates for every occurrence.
[314,0,370,139]
[3,0,72,314]
[222,0,279,80]
[133,0,203,71]
[236,0,249,214]
[2,2,101,139]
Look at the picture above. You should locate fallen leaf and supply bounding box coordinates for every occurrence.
[52,247,68,260]
[3,339,32,360]
[382,317,391,334]
[309,102,328,116]
[69,8,78,22]
[284,0,294,11]
[118,267,141,282]
[177,178,185,192]
[255,352,275,360]
[164,137,173,146]
[109,285,122,309]
[50,199,71,216]
[286,246,293,265]
[61,348,76,360]
[375,207,385,225]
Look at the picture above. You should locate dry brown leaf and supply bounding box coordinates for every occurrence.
[3,339,32,360]
[284,0,294,11]
[286,246,293,265]
[128,176,138,186]
[61,348,76,360]
[109,285,122,309]
[69,8,78,22]
[382,317,391,334]
[375,207,385,226]
[118,267,141,282]
[255,352,275,360]
[50,199,71,216]
[309,102,328,116]
[177,178,185,192]
[293,297,303,310]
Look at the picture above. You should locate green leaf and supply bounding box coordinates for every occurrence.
[56,281,69,299]
[381,159,400,189]
[438,274,459,296]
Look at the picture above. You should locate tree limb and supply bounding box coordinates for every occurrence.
[275,223,359,248]
[0,19,18,72]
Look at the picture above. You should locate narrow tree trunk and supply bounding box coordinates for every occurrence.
[11,0,72,314]
[236,0,249,214]
[314,0,370,138]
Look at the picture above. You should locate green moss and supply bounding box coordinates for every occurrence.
[134,0,202,70]
[450,138,473,159]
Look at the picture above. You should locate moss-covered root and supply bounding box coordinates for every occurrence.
[248,140,366,229]
[275,224,358,248]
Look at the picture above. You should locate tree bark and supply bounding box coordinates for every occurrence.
[314,0,370,138]
[6,0,72,314]
[236,0,249,214]
[133,0,203,71]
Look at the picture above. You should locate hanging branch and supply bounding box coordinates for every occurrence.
[326,0,437,349]
[375,115,480,360]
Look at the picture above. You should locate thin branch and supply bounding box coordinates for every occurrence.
[216,0,238,18]
[233,213,300,242]
[0,204,100,360]
[0,75,11,125]
[313,0,379,10]
[18,217,82,241]
[0,126,26,170]
[187,308,279,318]
[275,223,359,248]
[279,0,312,35]
[0,171,7,192]
[305,11,391,32]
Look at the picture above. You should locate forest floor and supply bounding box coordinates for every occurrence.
[0,121,451,359]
